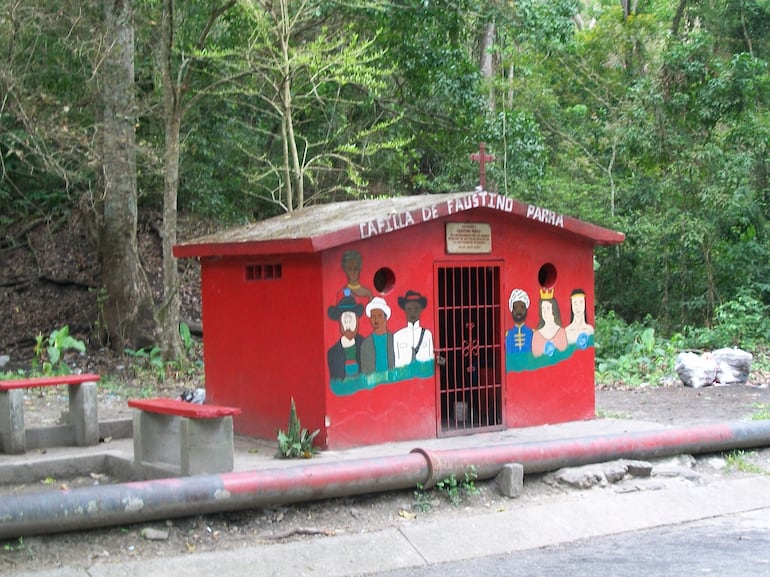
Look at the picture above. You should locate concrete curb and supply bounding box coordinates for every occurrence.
[10,475,770,577]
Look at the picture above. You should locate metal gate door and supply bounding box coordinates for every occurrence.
[435,263,504,435]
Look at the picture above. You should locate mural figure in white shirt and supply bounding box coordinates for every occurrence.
[394,290,434,367]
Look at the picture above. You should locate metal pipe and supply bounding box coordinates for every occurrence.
[2,420,770,539]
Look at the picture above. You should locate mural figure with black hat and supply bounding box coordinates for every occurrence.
[327,295,365,380]
[360,297,395,374]
[394,290,434,367]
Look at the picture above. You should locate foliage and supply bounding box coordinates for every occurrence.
[0,2,98,220]
[97,374,155,400]
[276,398,319,459]
[236,0,409,210]
[179,322,196,357]
[360,0,487,192]
[413,465,480,510]
[749,404,770,421]
[124,346,167,382]
[724,450,769,475]
[2,0,770,348]
[436,465,480,506]
[2,537,24,553]
[124,323,203,382]
[31,326,86,376]
[596,291,770,388]
[595,313,676,388]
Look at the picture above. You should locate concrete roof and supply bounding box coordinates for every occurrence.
[174,191,625,258]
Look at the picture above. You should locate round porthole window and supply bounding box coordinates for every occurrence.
[538,262,557,288]
[373,267,395,294]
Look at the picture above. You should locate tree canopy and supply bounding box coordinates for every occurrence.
[1,0,768,351]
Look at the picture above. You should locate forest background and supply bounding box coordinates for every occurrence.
[1,0,769,385]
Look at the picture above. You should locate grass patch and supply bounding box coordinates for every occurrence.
[749,403,770,421]
[724,450,769,476]
[595,408,631,420]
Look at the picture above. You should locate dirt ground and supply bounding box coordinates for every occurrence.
[2,212,770,573]
[2,383,770,574]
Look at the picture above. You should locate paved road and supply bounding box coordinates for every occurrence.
[373,509,770,577]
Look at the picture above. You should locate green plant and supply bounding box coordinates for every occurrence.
[276,398,319,459]
[32,325,86,375]
[0,369,26,380]
[3,537,24,552]
[98,375,155,399]
[412,483,434,512]
[595,314,678,388]
[414,466,481,509]
[124,324,203,382]
[595,408,631,420]
[179,322,195,355]
[125,346,167,381]
[724,450,769,476]
[436,466,480,506]
[749,403,770,421]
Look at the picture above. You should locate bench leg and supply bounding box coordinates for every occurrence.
[0,389,26,454]
[180,416,235,476]
[69,381,99,446]
[133,411,181,470]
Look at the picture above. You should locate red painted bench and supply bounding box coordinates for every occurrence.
[128,397,241,477]
[0,374,101,454]
[127,398,241,419]
[0,373,101,391]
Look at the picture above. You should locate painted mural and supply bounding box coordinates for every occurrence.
[505,287,594,372]
[328,251,434,396]
[327,248,593,392]
[394,291,434,367]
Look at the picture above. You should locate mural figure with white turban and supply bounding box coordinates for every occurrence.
[360,297,395,374]
[505,288,533,355]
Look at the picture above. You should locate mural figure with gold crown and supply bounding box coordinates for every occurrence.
[532,287,568,358]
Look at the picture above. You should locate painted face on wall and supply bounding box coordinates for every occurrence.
[541,300,555,323]
[342,256,361,283]
[511,300,528,325]
[571,293,586,318]
[403,301,423,324]
[340,310,359,339]
[369,308,388,334]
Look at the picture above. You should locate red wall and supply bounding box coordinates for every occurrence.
[316,210,597,447]
[491,216,597,426]
[321,235,437,448]
[199,205,599,449]
[200,254,327,441]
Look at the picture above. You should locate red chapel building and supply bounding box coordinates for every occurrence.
[174,191,625,449]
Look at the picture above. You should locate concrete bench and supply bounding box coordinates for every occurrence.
[0,374,100,454]
[128,397,241,478]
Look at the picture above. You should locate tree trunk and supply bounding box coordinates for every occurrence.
[158,0,184,361]
[671,0,688,36]
[98,0,158,351]
[479,21,496,111]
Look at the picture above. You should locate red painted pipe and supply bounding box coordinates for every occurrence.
[1,420,769,539]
